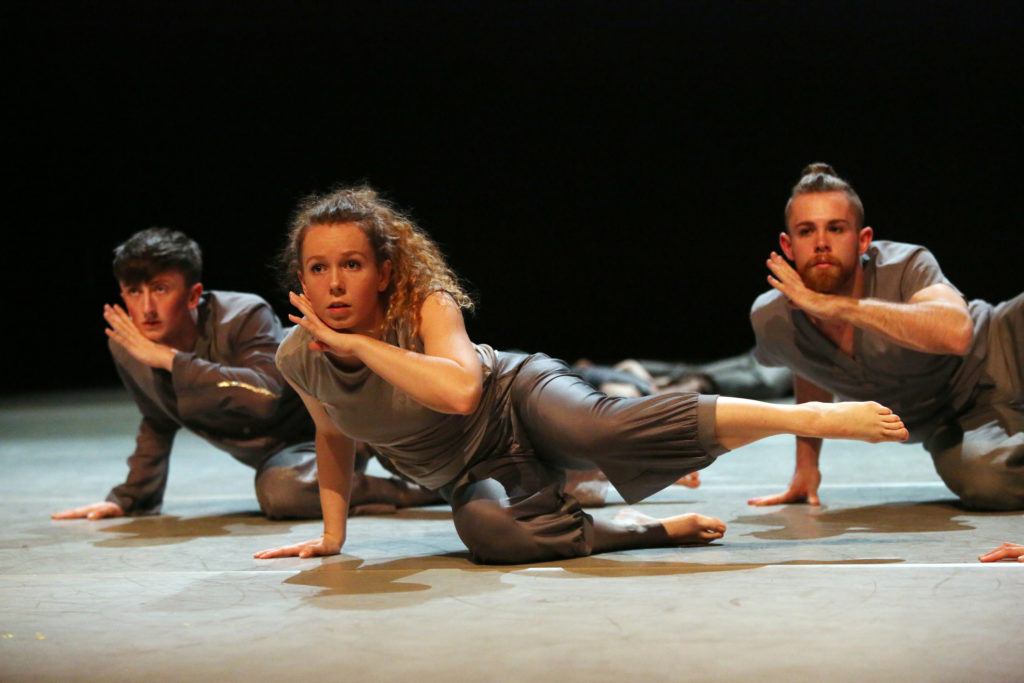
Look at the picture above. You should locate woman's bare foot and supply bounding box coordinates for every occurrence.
[614,508,726,544]
[674,472,701,488]
[811,401,909,443]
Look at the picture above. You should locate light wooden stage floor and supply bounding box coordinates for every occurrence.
[2,390,1022,682]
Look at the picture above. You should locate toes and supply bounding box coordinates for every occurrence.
[697,515,726,533]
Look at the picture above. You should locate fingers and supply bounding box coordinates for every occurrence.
[747,491,817,506]
[254,538,335,560]
[766,253,799,282]
[103,304,135,334]
[253,544,301,559]
[52,502,123,520]
[747,493,790,506]
[104,304,147,352]
[288,291,315,317]
[288,313,313,331]
[978,542,1024,563]
[51,507,87,519]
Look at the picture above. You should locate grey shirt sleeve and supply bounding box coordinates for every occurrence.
[106,415,178,515]
[749,291,789,368]
[105,361,180,515]
[897,246,957,300]
[170,299,291,434]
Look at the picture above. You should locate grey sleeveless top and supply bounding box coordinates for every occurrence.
[275,324,517,489]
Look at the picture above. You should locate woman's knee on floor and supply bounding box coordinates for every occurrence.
[452,497,541,564]
[451,479,594,564]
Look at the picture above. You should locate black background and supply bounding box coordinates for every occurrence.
[4,1,1021,395]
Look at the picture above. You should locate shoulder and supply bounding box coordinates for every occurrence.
[275,325,312,370]
[275,325,317,394]
[867,240,937,267]
[750,289,790,328]
[203,290,275,319]
[867,240,951,299]
[749,289,800,366]
[203,290,283,338]
[421,290,465,318]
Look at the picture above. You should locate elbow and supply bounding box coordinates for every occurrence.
[449,381,483,416]
[946,320,974,356]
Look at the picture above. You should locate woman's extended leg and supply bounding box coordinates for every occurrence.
[713,398,908,451]
[507,353,907,504]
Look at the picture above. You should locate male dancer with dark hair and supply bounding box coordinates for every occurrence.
[53,227,439,520]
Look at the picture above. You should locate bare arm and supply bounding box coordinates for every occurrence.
[767,253,973,355]
[287,290,483,415]
[747,375,831,506]
[254,381,356,559]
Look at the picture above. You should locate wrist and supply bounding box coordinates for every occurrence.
[161,347,178,371]
[795,449,821,469]
[828,295,859,323]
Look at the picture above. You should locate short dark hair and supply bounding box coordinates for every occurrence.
[785,162,865,229]
[112,227,203,287]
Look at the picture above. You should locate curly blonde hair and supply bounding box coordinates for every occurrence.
[280,186,473,341]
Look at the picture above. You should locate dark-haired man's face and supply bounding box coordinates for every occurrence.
[119,270,202,347]
[780,191,872,295]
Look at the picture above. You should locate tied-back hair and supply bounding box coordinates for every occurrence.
[785,162,865,228]
[279,185,474,341]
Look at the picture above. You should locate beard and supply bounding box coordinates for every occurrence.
[799,256,857,294]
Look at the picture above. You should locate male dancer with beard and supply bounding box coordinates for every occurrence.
[748,163,1024,512]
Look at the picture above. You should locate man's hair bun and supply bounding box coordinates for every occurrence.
[802,162,837,177]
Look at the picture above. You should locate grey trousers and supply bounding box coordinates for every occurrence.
[926,293,1024,510]
[444,353,726,564]
[253,442,443,519]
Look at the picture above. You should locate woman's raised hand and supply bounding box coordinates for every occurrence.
[253,533,342,560]
[288,291,361,357]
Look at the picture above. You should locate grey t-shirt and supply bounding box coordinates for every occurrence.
[276,325,525,490]
[751,240,992,438]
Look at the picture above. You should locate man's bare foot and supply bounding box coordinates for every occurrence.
[674,472,701,488]
[566,469,610,507]
[614,508,726,543]
[811,401,909,443]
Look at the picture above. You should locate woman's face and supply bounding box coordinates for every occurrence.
[298,222,391,334]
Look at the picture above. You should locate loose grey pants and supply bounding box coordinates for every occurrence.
[445,353,726,564]
[926,293,1024,510]
[254,442,443,519]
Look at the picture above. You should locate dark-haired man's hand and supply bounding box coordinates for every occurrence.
[104,304,177,370]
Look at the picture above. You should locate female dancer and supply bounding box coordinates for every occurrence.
[255,187,908,564]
